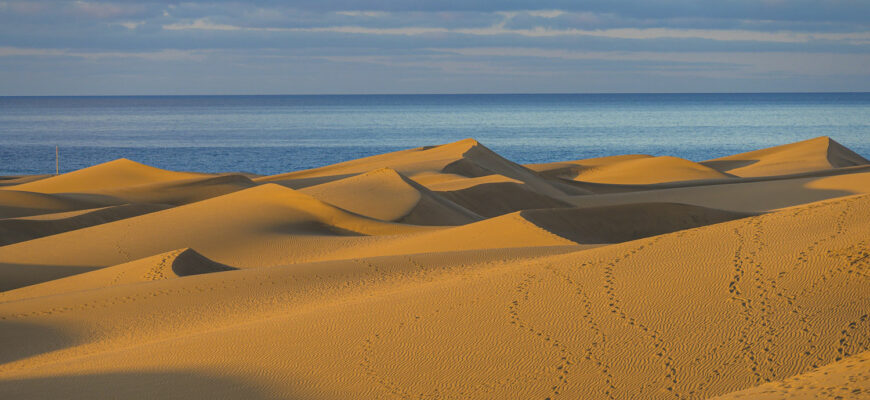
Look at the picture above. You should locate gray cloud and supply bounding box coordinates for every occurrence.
[0,1,868,94]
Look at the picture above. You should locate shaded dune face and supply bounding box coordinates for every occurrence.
[519,203,753,243]
[0,137,868,399]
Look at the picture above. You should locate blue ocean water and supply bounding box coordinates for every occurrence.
[1,93,868,175]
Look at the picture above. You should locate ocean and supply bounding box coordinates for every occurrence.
[1,93,868,175]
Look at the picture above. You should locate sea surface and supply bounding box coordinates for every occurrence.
[1,93,869,175]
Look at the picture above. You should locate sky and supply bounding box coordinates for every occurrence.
[1,1,869,95]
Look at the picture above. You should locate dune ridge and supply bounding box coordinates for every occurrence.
[702,136,869,177]
[11,158,205,194]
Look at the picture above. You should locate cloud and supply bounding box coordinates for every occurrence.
[163,18,241,31]
[115,21,144,30]
[336,11,389,17]
[0,46,206,61]
[526,10,564,18]
[2,1,869,94]
[159,13,870,45]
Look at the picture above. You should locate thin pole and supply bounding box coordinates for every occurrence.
[55,146,59,175]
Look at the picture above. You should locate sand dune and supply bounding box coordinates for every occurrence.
[300,168,481,225]
[0,190,122,219]
[0,137,868,399]
[437,181,573,217]
[100,173,257,205]
[712,351,870,399]
[565,169,870,212]
[0,203,169,247]
[531,155,731,185]
[0,183,582,292]
[0,184,432,291]
[258,138,579,197]
[703,136,869,177]
[573,156,732,184]
[9,158,205,194]
[0,248,235,302]
[0,191,867,399]
[0,174,52,187]
[520,202,752,243]
[526,154,653,177]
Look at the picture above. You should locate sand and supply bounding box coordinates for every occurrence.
[1,136,868,399]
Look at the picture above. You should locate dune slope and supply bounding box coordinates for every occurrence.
[712,351,870,399]
[0,184,430,291]
[0,192,867,399]
[258,138,578,197]
[0,203,170,246]
[0,248,235,302]
[1,137,869,400]
[571,156,732,184]
[0,190,121,219]
[520,202,752,243]
[702,136,869,177]
[9,158,205,194]
[300,167,481,225]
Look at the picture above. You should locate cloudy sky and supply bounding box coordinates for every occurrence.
[1,1,869,95]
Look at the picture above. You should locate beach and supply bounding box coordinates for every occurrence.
[0,135,868,398]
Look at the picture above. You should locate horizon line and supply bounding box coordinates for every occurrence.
[3,91,870,98]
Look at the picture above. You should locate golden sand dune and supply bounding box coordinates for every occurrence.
[0,248,234,302]
[0,137,868,399]
[0,192,867,399]
[712,351,870,399]
[300,167,481,225]
[0,203,169,246]
[0,189,121,219]
[534,155,731,185]
[9,158,205,194]
[527,154,653,176]
[437,181,573,217]
[0,184,431,291]
[566,169,870,212]
[258,138,580,197]
[703,136,869,177]
[0,174,52,187]
[98,173,257,205]
[520,202,751,243]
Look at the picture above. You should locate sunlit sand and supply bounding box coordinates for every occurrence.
[1,136,868,399]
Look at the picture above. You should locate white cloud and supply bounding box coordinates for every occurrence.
[115,21,144,30]
[159,14,870,45]
[336,11,389,17]
[0,47,206,61]
[526,10,564,18]
[163,18,241,31]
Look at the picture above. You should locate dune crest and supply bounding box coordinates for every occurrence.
[570,155,732,184]
[9,158,205,194]
[703,136,869,177]
[257,138,579,197]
